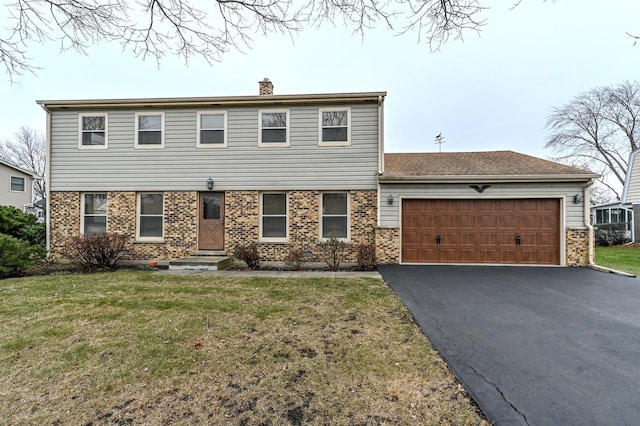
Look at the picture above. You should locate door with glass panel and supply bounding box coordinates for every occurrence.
[198,192,224,250]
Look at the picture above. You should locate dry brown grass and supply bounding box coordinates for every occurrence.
[0,270,488,425]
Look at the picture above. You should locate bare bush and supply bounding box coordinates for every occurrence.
[319,237,346,271]
[356,242,377,271]
[233,242,261,270]
[66,233,130,271]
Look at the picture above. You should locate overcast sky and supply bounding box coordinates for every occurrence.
[0,0,638,160]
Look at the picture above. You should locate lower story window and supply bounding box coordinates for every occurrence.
[321,192,349,239]
[138,193,164,239]
[261,193,288,240]
[83,193,107,234]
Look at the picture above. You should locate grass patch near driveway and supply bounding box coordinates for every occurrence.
[0,270,487,425]
[595,246,640,277]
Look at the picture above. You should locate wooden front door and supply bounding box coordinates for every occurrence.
[198,192,224,250]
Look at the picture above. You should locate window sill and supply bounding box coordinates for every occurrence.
[319,141,351,147]
[258,239,289,244]
[133,239,165,244]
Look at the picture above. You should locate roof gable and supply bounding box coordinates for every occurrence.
[0,159,37,178]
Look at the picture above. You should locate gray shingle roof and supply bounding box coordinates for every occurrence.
[383,151,596,177]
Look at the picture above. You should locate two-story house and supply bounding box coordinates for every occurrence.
[38,79,598,266]
[0,158,37,212]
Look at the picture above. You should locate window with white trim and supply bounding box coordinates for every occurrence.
[260,193,288,241]
[82,193,107,234]
[135,113,164,147]
[10,176,25,192]
[79,113,107,148]
[319,108,351,146]
[197,111,227,147]
[138,193,164,240]
[321,192,349,239]
[259,109,289,146]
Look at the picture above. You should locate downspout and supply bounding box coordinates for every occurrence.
[40,104,52,254]
[585,179,595,265]
[377,95,384,227]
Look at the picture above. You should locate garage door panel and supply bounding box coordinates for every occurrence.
[401,199,560,265]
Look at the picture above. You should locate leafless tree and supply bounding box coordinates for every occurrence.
[0,126,46,213]
[545,81,640,201]
[1,0,488,82]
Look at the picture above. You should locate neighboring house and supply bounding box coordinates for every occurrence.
[590,202,634,244]
[621,149,640,242]
[0,158,37,212]
[38,80,599,266]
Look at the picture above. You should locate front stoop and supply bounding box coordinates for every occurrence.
[169,256,231,271]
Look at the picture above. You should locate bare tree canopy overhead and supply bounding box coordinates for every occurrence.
[0,126,46,210]
[545,81,640,200]
[3,0,487,82]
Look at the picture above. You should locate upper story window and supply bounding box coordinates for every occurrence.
[79,113,108,149]
[137,193,164,240]
[259,109,289,147]
[82,193,107,234]
[10,176,25,192]
[321,192,349,240]
[135,113,164,148]
[260,192,288,242]
[197,111,227,147]
[319,108,351,146]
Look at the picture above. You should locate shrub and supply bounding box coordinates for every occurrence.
[285,245,306,271]
[356,242,377,271]
[66,233,130,271]
[0,205,44,246]
[319,237,345,271]
[0,233,46,277]
[233,242,261,270]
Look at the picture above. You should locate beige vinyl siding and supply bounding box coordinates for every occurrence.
[0,165,33,209]
[379,182,588,228]
[49,104,379,191]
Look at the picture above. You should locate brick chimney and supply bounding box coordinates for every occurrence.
[259,78,274,95]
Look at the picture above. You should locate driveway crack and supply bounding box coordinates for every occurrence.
[454,356,530,426]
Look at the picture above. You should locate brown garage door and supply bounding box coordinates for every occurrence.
[402,199,560,265]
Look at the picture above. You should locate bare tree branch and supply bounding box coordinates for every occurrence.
[545,81,640,201]
[1,0,491,82]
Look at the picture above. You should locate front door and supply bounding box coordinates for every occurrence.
[198,192,224,250]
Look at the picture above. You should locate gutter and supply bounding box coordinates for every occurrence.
[36,91,388,110]
[378,173,600,184]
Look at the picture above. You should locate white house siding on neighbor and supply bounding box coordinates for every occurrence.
[0,162,34,210]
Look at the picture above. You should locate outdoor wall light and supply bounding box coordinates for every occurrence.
[573,193,583,204]
[206,177,214,190]
[387,195,394,205]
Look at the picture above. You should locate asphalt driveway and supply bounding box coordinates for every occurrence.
[378,265,640,426]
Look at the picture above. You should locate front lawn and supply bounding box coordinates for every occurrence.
[595,246,640,277]
[0,270,487,425]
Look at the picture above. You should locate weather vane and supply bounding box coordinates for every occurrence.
[435,133,445,152]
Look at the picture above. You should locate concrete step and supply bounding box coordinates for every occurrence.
[193,250,227,257]
[169,256,231,271]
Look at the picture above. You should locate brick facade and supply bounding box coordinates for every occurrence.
[566,228,591,266]
[50,189,377,263]
[375,227,400,264]
[50,190,592,266]
[225,190,377,262]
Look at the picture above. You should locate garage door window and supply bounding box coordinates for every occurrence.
[321,192,349,239]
